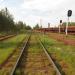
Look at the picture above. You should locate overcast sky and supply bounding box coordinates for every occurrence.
[0,0,75,27]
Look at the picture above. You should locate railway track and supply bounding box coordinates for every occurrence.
[0,35,6,38]
[10,34,62,75]
[0,34,16,41]
[0,35,30,75]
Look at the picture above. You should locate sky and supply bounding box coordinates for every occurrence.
[0,0,75,28]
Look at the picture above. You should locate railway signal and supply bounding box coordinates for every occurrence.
[67,10,72,17]
[59,20,62,33]
[66,10,72,36]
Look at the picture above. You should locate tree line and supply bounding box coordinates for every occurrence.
[0,8,31,33]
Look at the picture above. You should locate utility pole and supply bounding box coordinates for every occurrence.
[48,23,50,28]
[5,7,8,17]
[66,17,69,36]
[40,19,42,27]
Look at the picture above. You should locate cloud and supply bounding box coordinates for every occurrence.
[20,0,65,27]
[21,0,75,27]
[0,0,75,27]
[0,0,4,2]
[22,0,64,11]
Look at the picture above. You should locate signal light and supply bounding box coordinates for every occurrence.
[67,10,72,17]
[60,20,62,23]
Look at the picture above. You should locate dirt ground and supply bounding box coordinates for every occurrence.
[47,33,75,46]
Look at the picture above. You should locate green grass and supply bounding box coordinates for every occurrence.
[39,34,75,75]
[28,35,42,53]
[0,32,7,36]
[0,34,26,65]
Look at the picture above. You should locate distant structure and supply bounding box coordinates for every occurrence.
[40,25,42,28]
[36,22,75,35]
[48,23,50,28]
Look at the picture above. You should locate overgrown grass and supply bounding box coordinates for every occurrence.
[39,34,75,75]
[15,35,45,75]
[0,34,26,65]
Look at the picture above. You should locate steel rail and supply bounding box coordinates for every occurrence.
[10,35,31,75]
[0,34,16,41]
[39,38,62,75]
